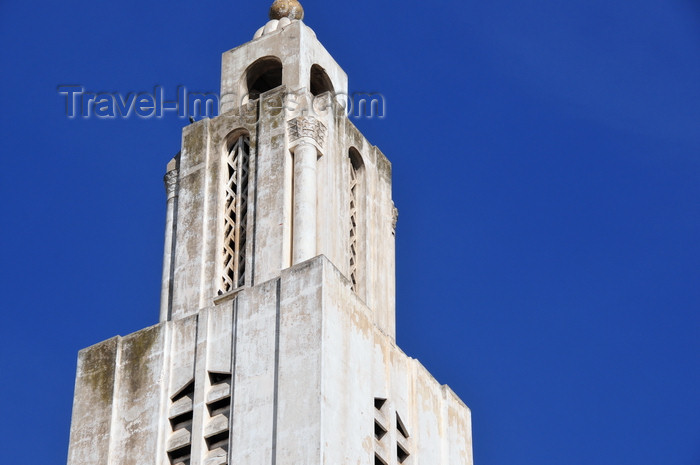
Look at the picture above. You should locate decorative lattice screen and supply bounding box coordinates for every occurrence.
[349,161,358,292]
[222,136,250,293]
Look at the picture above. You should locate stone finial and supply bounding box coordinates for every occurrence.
[269,0,304,20]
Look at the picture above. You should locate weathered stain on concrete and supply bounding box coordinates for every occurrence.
[375,146,392,181]
[81,337,119,405]
[121,325,160,395]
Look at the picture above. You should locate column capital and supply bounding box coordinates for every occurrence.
[287,116,327,154]
[164,169,179,199]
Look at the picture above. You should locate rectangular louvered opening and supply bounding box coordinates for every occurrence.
[168,445,191,465]
[206,430,230,452]
[207,396,231,418]
[169,411,193,431]
[171,381,195,403]
[209,372,232,386]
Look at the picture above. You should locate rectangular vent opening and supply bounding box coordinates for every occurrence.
[171,381,195,403]
[169,410,193,431]
[374,420,387,440]
[207,396,231,417]
[397,443,410,463]
[168,445,191,465]
[209,372,232,386]
[206,430,230,452]
[374,398,387,411]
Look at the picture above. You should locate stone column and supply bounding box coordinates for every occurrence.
[293,142,318,263]
[287,116,327,265]
[160,165,179,322]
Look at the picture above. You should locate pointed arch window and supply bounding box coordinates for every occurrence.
[221,134,250,293]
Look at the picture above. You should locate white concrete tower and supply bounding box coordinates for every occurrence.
[67,3,474,465]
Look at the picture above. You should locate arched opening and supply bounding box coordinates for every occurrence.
[310,64,334,96]
[348,147,365,294]
[246,56,283,100]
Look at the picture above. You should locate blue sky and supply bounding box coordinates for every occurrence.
[1,1,699,464]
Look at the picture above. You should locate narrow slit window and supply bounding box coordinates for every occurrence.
[396,412,410,438]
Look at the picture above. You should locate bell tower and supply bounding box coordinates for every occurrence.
[67,3,474,465]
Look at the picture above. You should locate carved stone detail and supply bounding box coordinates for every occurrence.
[391,205,399,235]
[287,116,327,146]
[164,169,179,197]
